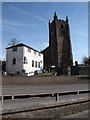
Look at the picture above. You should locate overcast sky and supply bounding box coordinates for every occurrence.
[2,2,88,64]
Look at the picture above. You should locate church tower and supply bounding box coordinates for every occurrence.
[42,12,73,75]
[49,12,73,74]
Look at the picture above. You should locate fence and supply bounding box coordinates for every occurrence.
[1,89,90,102]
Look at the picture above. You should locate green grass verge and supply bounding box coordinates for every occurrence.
[76,75,90,79]
[40,72,53,76]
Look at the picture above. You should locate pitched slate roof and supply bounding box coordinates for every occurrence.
[6,43,41,53]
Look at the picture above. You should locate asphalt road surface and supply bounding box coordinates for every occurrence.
[2,84,88,95]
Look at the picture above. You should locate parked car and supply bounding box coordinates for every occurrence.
[25,72,34,76]
[34,70,42,75]
[2,71,7,75]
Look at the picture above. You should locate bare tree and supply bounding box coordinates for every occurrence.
[82,56,90,65]
[8,38,18,46]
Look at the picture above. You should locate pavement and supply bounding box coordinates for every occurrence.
[2,94,88,112]
[63,110,89,118]
[2,95,89,118]
[2,84,88,95]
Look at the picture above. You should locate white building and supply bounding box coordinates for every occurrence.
[6,43,43,75]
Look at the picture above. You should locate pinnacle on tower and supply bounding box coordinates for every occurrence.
[49,20,50,24]
[49,20,50,28]
[66,16,68,22]
[54,12,58,20]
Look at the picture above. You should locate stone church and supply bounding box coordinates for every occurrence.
[41,12,73,75]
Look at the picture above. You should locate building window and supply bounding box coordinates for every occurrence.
[32,60,34,67]
[38,62,40,68]
[33,50,36,54]
[38,53,41,56]
[40,60,42,63]
[35,61,37,67]
[28,48,31,52]
[12,47,17,52]
[12,58,16,64]
[24,56,27,61]
[23,56,27,64]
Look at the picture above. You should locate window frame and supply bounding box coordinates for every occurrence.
[23,56,28,64]
[38,53,41,56]
[28,48,31,52]
[32,60,34,67]
[12,58,16,65]
[38,62,40,68]
[35,61,37,68]
[33,50,36,54]
[12,47,17,52]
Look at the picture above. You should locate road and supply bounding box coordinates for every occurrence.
[2,84,88,95]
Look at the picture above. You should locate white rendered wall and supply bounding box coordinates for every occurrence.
[23,46,43,73]
[6,47,23,74]
[6,46,43,74]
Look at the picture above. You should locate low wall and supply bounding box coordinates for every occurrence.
[71,65,89,75]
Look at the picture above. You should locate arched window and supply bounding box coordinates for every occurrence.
[23,56,28,64]
[12,58,16,64]
[24,56,27,62]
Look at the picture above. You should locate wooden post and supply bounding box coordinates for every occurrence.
[55,93,59,101]
[77,91,79,95]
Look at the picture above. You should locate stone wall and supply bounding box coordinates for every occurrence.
[71,64,89,75]
[42,12,73,75]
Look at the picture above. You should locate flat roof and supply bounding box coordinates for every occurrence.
[6,43,42,53]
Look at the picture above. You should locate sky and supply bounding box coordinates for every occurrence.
[2,2,88,64]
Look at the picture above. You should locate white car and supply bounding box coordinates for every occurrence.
[25,72,34,76]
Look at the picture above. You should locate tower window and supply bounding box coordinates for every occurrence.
[59,29,64,36]
[12,58,16,65]
[61,24,64,29]
[51,31,53,36]
[59,24,64,36]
